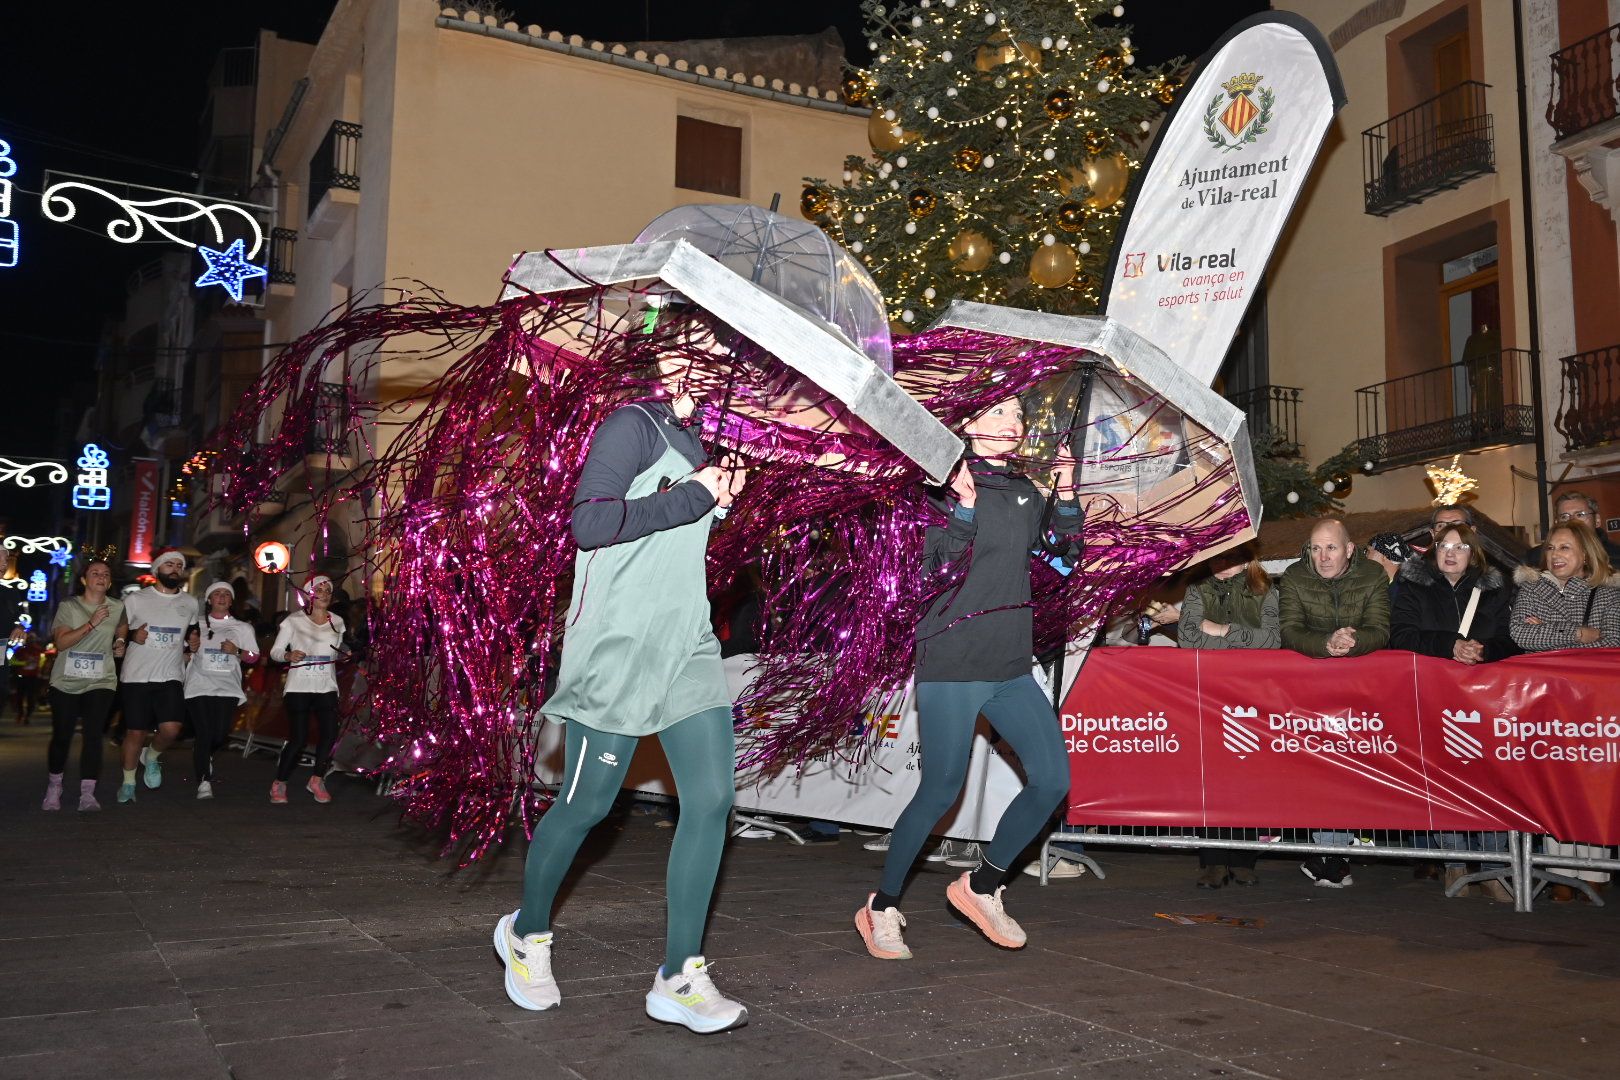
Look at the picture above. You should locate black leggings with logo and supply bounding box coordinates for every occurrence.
[187,695,238,782]
[277,691,339,782]
[47,688,116,780]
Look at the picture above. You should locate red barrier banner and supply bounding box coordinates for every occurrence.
[127,458,159,566]
[1062,648,1620,844]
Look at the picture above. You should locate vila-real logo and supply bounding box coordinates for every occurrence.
[1222,705,1260,758]
[1205,72,1273,152]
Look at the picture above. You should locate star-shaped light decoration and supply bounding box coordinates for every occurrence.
[194,238,267,302]
[1426,454,1479,506]
[48,547,72,568]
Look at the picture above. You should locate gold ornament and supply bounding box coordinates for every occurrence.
[1029,242,1079,289]
[866,109,911,153]
[973,32,1041,74]
[1092,51,1125,78]
[1083,129,1108,155]
[1056,202,1086,231]
[800,185,831,220]
[907,188,937,218]
[1082,151,1130,208]
[1044,88,1075,120]
[947,229,993,273]
[1156,78,1178,105]
[1055,165,1086,196]
[953,147,983,172]
[842,72,873,106]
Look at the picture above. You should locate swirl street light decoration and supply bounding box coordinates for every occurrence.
[2,535,74,557]
[0,456,67,489]
[40,171,273,301]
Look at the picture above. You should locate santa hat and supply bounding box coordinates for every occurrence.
[151,547,187,573]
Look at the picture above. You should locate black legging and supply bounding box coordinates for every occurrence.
[47,688,116,780]
[277,691,339,781]
[187,695,238,782]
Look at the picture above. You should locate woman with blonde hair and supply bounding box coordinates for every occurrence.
[1511,518,1620,901]
[1178,541,1278,887]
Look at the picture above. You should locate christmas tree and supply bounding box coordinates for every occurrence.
[805,0,1176,329]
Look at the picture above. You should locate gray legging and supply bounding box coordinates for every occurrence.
[514,705,734,975]
[878,675,1070,897]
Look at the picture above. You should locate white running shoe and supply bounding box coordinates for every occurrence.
[854,895,911,960]
[946,872,1027,948]
[861,832,892,852]
[645,957,747,1033]
[141,746,162,789]
[196,781,214,800]
[925,839,957,863]
[945,842,983,869]
[492,911,560,1011]
[1022,855,1087,879]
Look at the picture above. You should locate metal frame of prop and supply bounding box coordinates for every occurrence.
[501,239,963,484]
[926,301,1263,540]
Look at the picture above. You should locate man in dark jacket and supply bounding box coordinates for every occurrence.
[1279,519,1391,658]
[1278,519,1391,890]
[1523,490,1620,567]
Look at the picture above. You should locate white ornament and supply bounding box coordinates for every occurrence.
[1078,241,1091,254]
[1139,121,1151,132]
[1124,54,1135,66]
[842,170,853,182]
[869,41,879,51]
[1322,480,1336,494]
[911,15,922,26]
[889,179,900,189]
[883,108,896,121]
[982,155,995,168]
[1097,79,1111,92]
[1113,4,1125,15]
[923,286,937,299]
[941,50,953,61]
[926,106,939,119]
[1043,233,1056,245]
[852,241,864,252]
[943,0,955,6]
[1042,147,1055,160]
[853,212,866,223]
[996,115,1009,129]
[896,155,908,168]
[946,87,958,97]
[1121,37,1131,49]
[998,251,1012,264]
[901,309,915,323]
[1055,36,1069,49]
[1286,491,1300,504]
[904,221,917,234]
[1363,461,1376,472]
[985,12,997,25]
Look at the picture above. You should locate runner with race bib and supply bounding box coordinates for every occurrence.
[182,582,260,800]
[116,548,198,804]
[42,559,125,812]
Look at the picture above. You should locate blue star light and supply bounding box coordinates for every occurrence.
[48,548,71,568]
[194,239,267,302]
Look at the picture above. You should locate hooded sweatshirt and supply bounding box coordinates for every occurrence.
[1277,541,1390,658]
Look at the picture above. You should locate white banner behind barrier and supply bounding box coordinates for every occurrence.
[534,656,1036,839]
[1102,14,1344,386]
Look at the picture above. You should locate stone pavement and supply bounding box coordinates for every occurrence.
[2,722,1618,1079]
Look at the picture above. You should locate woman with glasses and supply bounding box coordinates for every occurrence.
[181,582,260,799]
[1390,522,1518,901]
[1512,519,1620,901]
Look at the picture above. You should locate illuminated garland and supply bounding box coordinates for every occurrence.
[0,457,67,489]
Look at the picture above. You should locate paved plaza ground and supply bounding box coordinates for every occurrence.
[2,721,1618,1079]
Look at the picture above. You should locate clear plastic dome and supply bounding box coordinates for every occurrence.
[635,203,893,373]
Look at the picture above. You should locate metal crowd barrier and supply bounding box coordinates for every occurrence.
[1039,826,1545,911]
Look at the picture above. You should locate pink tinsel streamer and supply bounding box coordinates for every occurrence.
[207,282,1249,861]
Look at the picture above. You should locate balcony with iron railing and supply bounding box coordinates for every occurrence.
[1225,384,1303,457]
[1363,81,1494,215]
[307,120,361,225]
[1555,345,1620,454]
[1355,349,1536,469]
[1548,22,1620,142]
[269,227,297,286]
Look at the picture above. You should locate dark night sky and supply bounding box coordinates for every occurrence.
[0,0,1265,535]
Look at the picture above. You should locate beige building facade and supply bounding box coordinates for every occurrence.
[209,0,868,606]
[1264,0,1620,539]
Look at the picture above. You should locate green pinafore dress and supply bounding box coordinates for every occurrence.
[542,406,732,736]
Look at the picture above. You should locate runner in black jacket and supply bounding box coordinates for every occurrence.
[855,395,1084,960]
